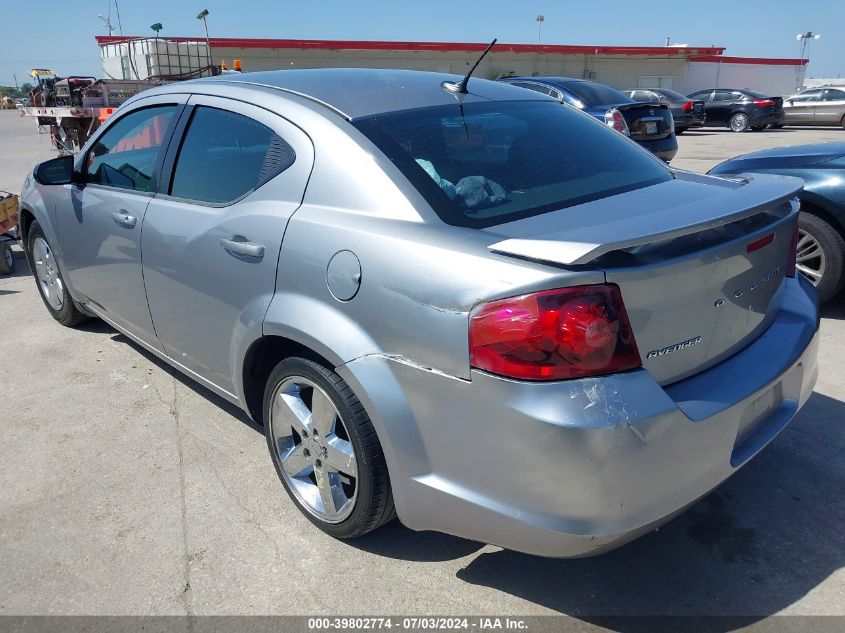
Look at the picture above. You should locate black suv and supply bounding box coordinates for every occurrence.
[688,89,784,132]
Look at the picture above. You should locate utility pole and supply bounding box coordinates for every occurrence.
[13,73,19,93]
[536,15,544,45]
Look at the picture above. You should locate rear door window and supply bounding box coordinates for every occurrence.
[86,105,178,192]
[821,89,845,101]
[791,90,821,102]
[711,91,737,102]
[169,106,295,204]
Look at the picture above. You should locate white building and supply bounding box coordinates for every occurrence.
[96,36,808,97]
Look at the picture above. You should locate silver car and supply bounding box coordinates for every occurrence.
[781,87,845,128]
[18,69,819,557]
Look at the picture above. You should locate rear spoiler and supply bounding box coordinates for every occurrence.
[488,173,802,266]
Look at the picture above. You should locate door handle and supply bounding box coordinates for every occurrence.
[220,237,265,260]
[111,211,137,228]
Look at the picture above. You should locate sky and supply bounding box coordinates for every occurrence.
[2,0,842,87]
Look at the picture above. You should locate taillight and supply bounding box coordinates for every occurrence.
[604,109,630,136]
[787,226,800,277]
[469,285,642,381]
[753,99,775,107]
[682,100,693,111]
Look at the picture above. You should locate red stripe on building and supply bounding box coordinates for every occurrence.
[94,35,725,57]
[689,55,808,66]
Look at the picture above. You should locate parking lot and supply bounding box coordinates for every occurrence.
[1,109,844,622]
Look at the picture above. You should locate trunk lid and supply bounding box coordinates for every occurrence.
[486,172,802,384]
[617,102,674,140]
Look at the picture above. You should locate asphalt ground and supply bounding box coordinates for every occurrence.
[1,109,843,625]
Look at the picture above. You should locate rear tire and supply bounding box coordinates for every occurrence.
[27,221,88,327]
[730,113,750,132]
[263,356,395,539]
[797,212,845,304]
[0,243,13,275]
[840,114,845,130]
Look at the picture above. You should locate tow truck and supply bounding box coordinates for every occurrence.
[19,40,240,154]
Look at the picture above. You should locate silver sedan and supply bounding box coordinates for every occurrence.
[781,86,845,128]
[18,69,819,557]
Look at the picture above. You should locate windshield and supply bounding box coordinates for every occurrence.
[353,101,671,228]
[563,82,632,106]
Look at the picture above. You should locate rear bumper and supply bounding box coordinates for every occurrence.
[635,134,678,161]
[751,110,785,126]
[338,276,819,558]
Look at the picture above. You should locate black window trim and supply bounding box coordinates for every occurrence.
[156,102,297,209]
[79,102,185,197]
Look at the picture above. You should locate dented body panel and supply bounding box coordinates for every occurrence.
[338,276,818,557]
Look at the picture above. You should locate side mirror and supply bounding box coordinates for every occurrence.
[34,155,76,186]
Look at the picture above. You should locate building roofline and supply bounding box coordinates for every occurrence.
[689,55,808,66]
[94,35,726,57]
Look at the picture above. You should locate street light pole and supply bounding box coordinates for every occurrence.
[795,31,820,91]
[536,15,544,46]
[197,9,210,46]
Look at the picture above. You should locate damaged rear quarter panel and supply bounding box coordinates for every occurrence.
[266,206,605,379]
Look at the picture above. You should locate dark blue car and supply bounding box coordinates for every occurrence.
[498,76,678,161]
[710,142,845,302]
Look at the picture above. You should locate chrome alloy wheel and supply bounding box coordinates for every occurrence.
[269,376,358,523]
[32,237,64,310]
[730,113,749,132]
[795,228,826,286]
[3,246,12,270]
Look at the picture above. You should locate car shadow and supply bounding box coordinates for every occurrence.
[821,293,845,319]
[349,520,485,562]
[453,392,844,628]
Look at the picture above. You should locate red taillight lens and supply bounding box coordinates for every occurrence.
[604,109,630,135]
[787,226,800,277]
[753,99,775,107]
[682,100,693,111]
[469,285,642,381]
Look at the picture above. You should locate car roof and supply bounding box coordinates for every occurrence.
[186,68,551,120]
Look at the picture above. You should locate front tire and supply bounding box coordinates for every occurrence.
[796,212,845,304]
[263,356,395,539]
[730,112,750,132]
[27,221,88,327]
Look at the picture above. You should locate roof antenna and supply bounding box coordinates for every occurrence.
[445,38,497,94]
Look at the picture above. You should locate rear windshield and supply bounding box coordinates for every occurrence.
[744,90,770,99]
[655,88,690,102]
[562,82,632,106]
[353,101,671,228]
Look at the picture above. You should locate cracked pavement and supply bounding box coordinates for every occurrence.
[1,111,844,621]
